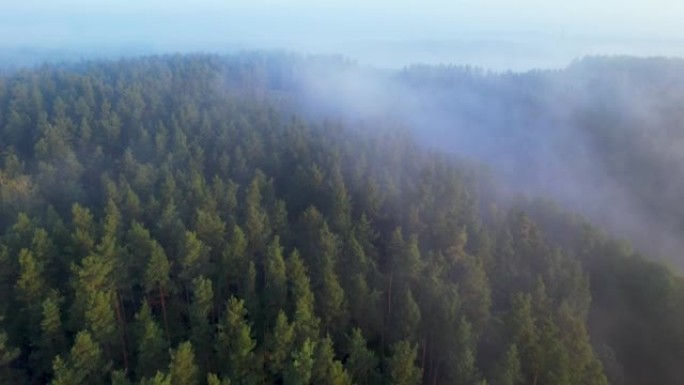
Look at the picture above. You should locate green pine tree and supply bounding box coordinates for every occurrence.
[387,340,422,385]
[134,300,168,380]
[169,341,199,385]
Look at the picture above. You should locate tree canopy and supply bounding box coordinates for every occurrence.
[0,53,682,385]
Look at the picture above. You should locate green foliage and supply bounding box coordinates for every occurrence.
[51,331,105,385]
[287,250,320,343]
[0,329,20,367]
[216,298,259,385]
[189,276,214,372]
[16,248,45,305]
[490,344,522,385]
[265,311,294,379]
[0,54,680,385]
[169,341,199,385]
[84,289,117,348]
[178,231,209,285]
[144,242,171,294]
[111,370,132,385]
[134,301,168,380]
[284,338,314,385]
[207,373,231,385]
[70,204,96,257]
[264,236,287,324]
[140,371,172,385]
[312,335,352,385]
[344,328,378,385]
[35,296,66,377]
[387,340,422,385]
[390,287,421,344]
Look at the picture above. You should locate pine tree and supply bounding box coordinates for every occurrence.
[346,273,382,336]
[270,199,290,241]
[264,236,287,325]
[536,316,571,385]
[344,328,378,385]
[265,311,294,380]
[284,338,314,385]
[35,297,66,378]
[216,297,259,385]
[327,164,352,234]
[30,227,56,275]
[0,246,14,315]
[15,248,45,306]
[96,199,129,371]
[390,287,421,344]
[445,244,491,334]
[71,204,96,258]
[140,371,172,385]
[304,222,347,334]
[340,234,371,289]
[244,172,269,253]
[0,328,20,382]
[444,317,480,385]
[286,250,319,343]
[69,254,115,335]
[385,228,420,340]
[490,344,522,385]
[312,335,352,385]
[178,231,210,288]
[111,370,132,385]
[169,341,199,385]
[134,301,168,380]
[387,340,422,385]
[97,199,122,261]
[15,247,46,359]
[556,303,608,385]
[243,261,258,318]
[318,257,347,334]
[506,293,540,384]
[219,225,248,305]
[207,373,232,385]
[399,233,423,282]
[51,331,105,385]
[126,221,157,288]
[144,242,172,341]
[189,276,214,372]
[84,290,117,355]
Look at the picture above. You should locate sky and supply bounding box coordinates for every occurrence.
[2,0,684,70]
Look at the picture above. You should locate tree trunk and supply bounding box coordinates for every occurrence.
[381,272,394,358]
[387,273,394,320]
[159,284,170,342]
[421,337,428,381]
[114,291,129,370]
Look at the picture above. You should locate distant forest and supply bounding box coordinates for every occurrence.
[1,54,683,385]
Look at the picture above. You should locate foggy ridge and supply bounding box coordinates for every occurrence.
[269,54,684,265]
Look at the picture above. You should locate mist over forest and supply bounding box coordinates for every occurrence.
[1,50,684,385]
[204,53,684,265]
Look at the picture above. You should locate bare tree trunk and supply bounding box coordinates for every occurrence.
[159,284,170,343]
[421,337,428,383]
[114,291,129,370]
[381,272,394,359]
[387,273,394,320]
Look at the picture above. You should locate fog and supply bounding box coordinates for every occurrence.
[3,0,684,71]
[273,55,684,266]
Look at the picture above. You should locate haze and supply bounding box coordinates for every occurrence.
[3,0,684,70]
